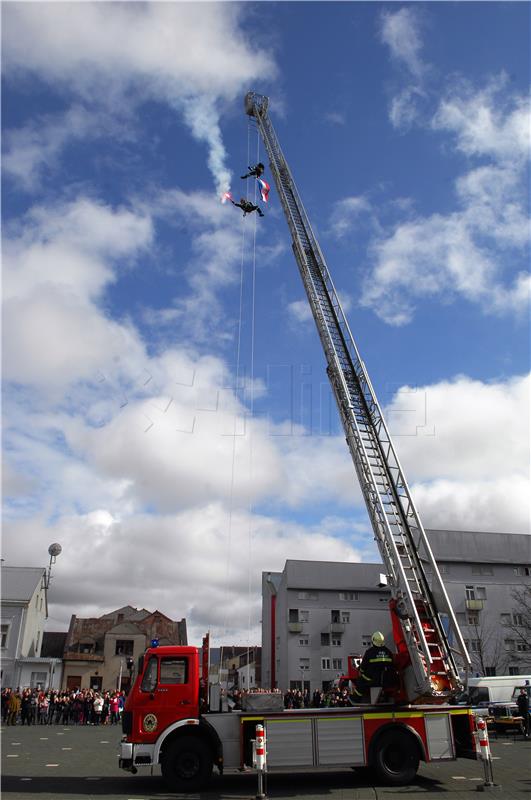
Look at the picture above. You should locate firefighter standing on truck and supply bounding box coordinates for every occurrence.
[352,631,394,701]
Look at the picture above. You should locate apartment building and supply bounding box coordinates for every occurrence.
[262,530,530,691]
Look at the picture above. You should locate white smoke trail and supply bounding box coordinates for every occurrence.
[181,95,232,197]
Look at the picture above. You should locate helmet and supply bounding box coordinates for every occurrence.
[371,631,385,647]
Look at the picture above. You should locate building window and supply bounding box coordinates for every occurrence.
[321,658,331,671]
[504,639,515,651]
[466,585,486,600]
[332,658,343,671]
[299,658,310,671]
[331,610,340,624]
[456,613,466,625]
[299,636,309,647]
[500,613,511,625]
[485,667,496,677]
[513,566,531,576]
[512,613,524,626]
[289,609,309,623]
[438,564,449,574]
[516,642,528,652]
[470,639,481,653]
[115,640,134,656]
[1,624,10,649]
[362,634,372,648]
[341,611,350,624]
[471,565,493,575]
[321,633,330,647]
[339,592,358,601]
[508,666,520,676]
[30,671,47,689]
[298,591,318,600]
[467,611,480,626]
[332,636,342,647]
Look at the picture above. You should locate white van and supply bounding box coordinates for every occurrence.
[464,675,531,706]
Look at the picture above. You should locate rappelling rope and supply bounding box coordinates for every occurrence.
[220,118,252,672]
[244,130,260,687]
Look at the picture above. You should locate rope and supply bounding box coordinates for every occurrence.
[245,129,260,688]
[219,118,251,676]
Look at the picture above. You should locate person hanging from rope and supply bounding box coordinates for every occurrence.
[351,631,395,702]
[241,162,265,180]
[230,197,264,217]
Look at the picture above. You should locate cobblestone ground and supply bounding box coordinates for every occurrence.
[1,723,530,800]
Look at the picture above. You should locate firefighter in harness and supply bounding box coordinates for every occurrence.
[352,631,395,702]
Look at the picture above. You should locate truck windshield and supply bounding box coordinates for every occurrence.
[140,656,158,693]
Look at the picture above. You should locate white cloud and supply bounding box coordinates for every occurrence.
[3,197,152,394]
[432,75,531,162]
[287,299,313,324]
[4,356,528,641]
[2,507,363,643]
[386,374,530,533]
[379,7,428,128]
[360,79,530,324]
[324,111,346,126]
[380,7,426,80]
[330,195,373,239]
[2,3,276,194]
[2,106,105,190]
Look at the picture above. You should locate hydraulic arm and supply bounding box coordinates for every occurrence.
[245,91,470,703]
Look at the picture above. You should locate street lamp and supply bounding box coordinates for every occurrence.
[44,543,62,590]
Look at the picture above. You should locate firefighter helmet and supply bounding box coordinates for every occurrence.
[371,631,385,647]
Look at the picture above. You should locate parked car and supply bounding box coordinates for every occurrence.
[486,702,523,733]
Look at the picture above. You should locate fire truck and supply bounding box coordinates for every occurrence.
[119,92,477,791]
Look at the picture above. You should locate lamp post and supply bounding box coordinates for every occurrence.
[44,543,62,594]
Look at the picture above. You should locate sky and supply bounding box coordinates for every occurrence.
[2,1,529,648]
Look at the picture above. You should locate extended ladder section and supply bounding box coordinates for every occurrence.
[245,92,471,703]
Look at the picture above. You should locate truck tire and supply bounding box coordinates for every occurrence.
[372,729,420,786]
[161,737,212,792]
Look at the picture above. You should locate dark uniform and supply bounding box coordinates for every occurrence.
[241,163,265,179]
[231,198,264,217]
[517,690,530,737]
[352,644,394,700]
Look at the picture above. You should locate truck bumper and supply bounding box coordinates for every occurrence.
[119,741,133,770]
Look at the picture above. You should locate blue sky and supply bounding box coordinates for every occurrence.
[2,2,529,645]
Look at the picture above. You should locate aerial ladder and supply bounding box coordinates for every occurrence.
[244,91,471,704]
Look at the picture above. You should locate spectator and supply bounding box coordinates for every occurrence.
[517,688,530,738]
[7,691,21,725]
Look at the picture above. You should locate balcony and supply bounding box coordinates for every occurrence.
[330,623,345,634]
[465,599,484,610]
[288,622,303,633]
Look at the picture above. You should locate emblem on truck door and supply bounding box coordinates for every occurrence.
[143,713,158,733]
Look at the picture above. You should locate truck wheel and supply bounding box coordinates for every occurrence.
[373,729,419,786]
[161,737,212,792]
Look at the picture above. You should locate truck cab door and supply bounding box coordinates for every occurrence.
[154,655,196,732]
[135,655,195,740]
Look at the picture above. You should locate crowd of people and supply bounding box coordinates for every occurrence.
[1,687,126,726]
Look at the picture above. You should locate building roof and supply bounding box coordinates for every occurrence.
[0,566,46,602]
[107,621,144,635]
[283,560,386,590]
[426,529,531,565]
